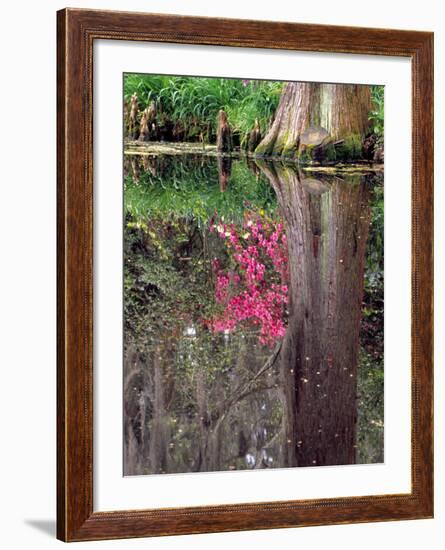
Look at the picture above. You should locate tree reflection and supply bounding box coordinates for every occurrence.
[259,162,371,466]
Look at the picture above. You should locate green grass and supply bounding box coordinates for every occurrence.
[124,74,283,145]
[369,85,384,142]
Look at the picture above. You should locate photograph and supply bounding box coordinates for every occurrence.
[122,75,385,476]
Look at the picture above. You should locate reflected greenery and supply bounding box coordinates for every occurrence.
[124,154,276,225]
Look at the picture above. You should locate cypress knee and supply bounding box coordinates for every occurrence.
[216,110,233,153]
[217,156,232,192]
[247,118,262,152]
[129,92,140,140]
[139,101,157,141]
[138,111,149,141]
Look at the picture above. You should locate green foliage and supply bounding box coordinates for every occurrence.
[124,218,218,346]
[356,348,384,464]
[358,173,384,465]
[361,174,384,392]
[124,155,277,225]
[124,74,283,144]
[224,81,282,147]
[369,85,384,141]
[334,134,364,161]
[365,180,384,297]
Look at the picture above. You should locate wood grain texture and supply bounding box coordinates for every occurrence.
[57,8,434,542]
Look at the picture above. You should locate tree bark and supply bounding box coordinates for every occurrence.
[128,92,140,140]
[255,83,371,161]
[259,162,371,466]
[247,118,262,152]
[138,110,150,141]
[216,110,233,153]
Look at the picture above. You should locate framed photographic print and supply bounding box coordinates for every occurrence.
[57,8,433,542]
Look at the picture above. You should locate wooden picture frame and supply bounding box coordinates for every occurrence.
[57,8,434,542]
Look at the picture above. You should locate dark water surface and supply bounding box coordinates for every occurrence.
[123,153,384,475]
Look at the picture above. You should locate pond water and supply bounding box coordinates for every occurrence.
[123,153,383,476]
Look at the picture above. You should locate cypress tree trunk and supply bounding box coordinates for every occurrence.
[255,83,371,162]
[259,163,371,466]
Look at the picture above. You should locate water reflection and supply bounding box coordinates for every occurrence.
[123,153,383,475]
[260,163,371,466]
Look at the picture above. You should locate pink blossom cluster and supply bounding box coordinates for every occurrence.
[208,212,289,346]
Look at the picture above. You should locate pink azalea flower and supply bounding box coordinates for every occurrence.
[208,211,290,347]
